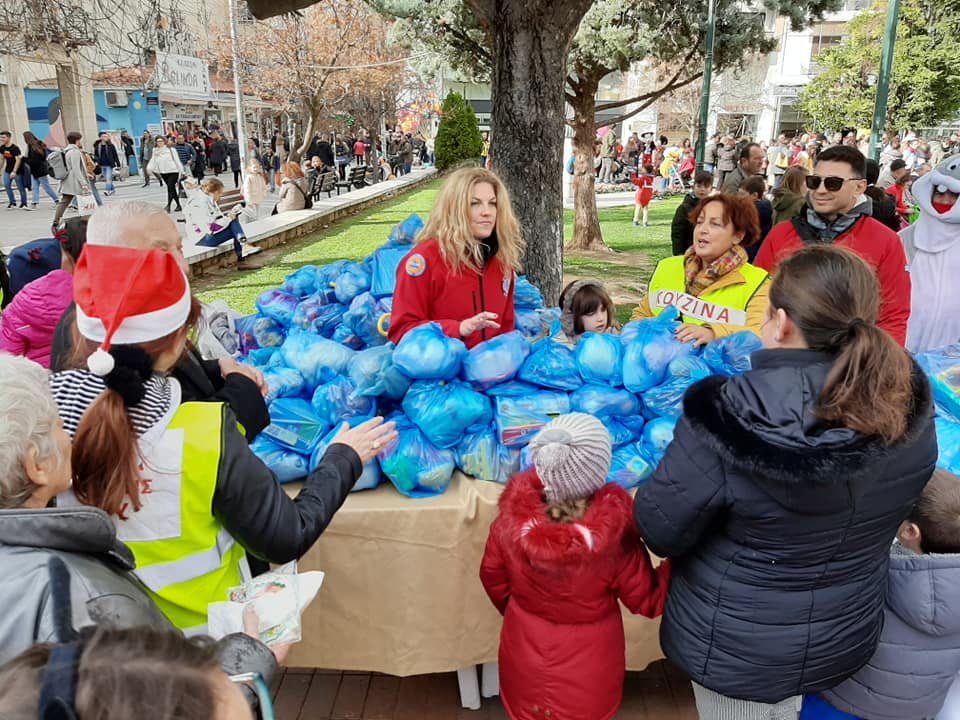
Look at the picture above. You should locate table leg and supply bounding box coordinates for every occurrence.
[481,662,500,698]
[457,665,482,710]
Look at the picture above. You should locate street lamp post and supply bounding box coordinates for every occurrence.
[695,0,717,168]
[869,0,901,161]
[227,0,248,179]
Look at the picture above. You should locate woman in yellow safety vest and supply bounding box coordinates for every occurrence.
[631,193,769,345]
[49,244,397,634]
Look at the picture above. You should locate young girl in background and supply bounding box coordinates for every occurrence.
[551,278,616,347]
[632,164,655,226]
[241,159,267,220]
[480,413,670,720]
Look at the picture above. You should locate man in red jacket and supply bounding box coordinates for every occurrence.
[754,145,910,345]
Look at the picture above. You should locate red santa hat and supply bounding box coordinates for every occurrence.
[73,245,192,376]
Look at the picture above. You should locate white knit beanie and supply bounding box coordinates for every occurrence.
[530,413,612,503]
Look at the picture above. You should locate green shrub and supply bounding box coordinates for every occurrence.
[434,91,483,170]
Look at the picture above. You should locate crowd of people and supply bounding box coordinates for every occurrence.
[0,128,959,720]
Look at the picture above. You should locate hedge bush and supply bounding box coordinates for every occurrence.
[434,91,483,170]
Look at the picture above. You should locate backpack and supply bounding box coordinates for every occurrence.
[47,148,70,180]
[295,180,313,209]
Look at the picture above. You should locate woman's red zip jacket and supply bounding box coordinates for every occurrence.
[388,237,516,349]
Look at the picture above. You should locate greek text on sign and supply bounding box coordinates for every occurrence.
[651,290,747,326]
[156,53,213,101]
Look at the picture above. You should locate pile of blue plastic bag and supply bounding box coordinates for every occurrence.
[915,344,960,476]
[235,213,763,498]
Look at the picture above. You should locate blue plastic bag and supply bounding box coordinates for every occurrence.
[456,424,521,483]
[280,330,355,391]
[370,246,410,298]
[236,314,285,354]
[310,422,383,492]
[393,322,467,381]
[642,364,709,418]
[514,275,545,309]
[379,415,456,497]
[570,384,640,418]
[316,259,350,290]
[244,347,278,367]
[402,380,492,449]
[347,344,412,401]
[518,340,583,391]
[250,435,310,484]
[462,331,530,389]
[387,214,424,246]
[255,289,300,327]
[311,376,376,426]
[516,309,545,338]
[333,261,371,304]
[702,331,763,376]
[666,356,713,379]
[496,391,570,448]
[291,292,336,331]
[333,324,364,350]
[623,307,698,393]
[640,416,677,465]
[262,398,330,454]
[620,320,644,346]
[576,333,623,386]
[281,266,319,298]
[486,380,541,397]
[603,416,644,447]
[608,442,655,489]
[263,367,306,403]
[342,292,390,348]
[916,344,960,421]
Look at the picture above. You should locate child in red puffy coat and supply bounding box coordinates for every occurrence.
[480,413,670,720]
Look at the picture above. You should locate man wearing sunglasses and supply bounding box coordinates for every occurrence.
[754,144,910,346]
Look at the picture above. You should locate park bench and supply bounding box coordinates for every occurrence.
[218,188,245,215]
[336,165,368,195]
[312,171,338,200]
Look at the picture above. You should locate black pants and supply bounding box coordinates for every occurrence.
[233,169,241,188]
[160,173,181,210]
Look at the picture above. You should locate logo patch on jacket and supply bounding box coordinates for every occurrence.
[405,253,426,277]
[503,272,512,296]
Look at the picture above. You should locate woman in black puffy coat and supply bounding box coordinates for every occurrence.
[633,246,936,720]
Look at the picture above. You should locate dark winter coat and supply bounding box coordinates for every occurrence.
[633,349,937,704]
[210,139,228,166]
[227,141,241,170]
[671,191,700,256]
[819,547,960,720]
[92,140,120,168]
[481,470,670,720]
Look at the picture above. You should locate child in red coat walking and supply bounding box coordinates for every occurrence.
[632,164,655,226]
[480,413,670,720]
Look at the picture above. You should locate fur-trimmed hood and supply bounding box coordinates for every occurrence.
[497,469,636,568]
[682,348,934,513]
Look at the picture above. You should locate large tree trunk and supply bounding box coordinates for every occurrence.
[469,0,594,306]
[566,83,606,252]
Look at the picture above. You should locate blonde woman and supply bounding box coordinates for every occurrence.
[274,161,309,214]
[388,166,524,348]
[241,159,267,220]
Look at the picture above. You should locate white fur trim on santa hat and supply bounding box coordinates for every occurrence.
[87,348,116,376]
[76,283,192,346]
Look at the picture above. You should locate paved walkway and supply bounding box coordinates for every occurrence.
[0,165,433,257]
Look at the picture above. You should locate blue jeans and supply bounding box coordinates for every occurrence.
[3,170,26,206]
[100,165,114,192]
[30,169,59,205]
[197,219,245,259]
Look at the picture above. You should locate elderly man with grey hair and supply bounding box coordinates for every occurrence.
[0,354,172,663]
[48,200,269,442]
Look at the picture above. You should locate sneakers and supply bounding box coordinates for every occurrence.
[6,203,14,209]
[21,205,32,211]
[633,221,639,226]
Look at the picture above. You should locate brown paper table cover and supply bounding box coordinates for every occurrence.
[284,472,663,675]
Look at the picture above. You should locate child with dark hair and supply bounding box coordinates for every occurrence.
[671,170,713,255]
[739,175,773,258]
[801,469,960,720]
[631,163,656,227]
[553,278,617,347]
[0,216,88,367]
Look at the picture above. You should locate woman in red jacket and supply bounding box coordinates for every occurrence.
[480,414,670,720]
[388,166,524,349]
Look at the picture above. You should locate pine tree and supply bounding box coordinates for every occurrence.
[434,92,483,170]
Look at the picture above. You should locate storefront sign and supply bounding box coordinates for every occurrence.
[165,107,203,123]
[155,53,212,101]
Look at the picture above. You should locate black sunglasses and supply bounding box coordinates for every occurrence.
[805,175,863,191]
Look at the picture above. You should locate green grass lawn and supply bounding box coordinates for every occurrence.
[197,179,680,315]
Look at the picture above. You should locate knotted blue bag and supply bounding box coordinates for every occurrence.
[402,380,492,449]
[393,322,467,381]
[282,266,320,298]
[379,414,456,497]
[310,422,383,492]
[250,435,310,484]
[263,366,306,403]
[623,307,699,393]
[702,331,763,376]
[348,344,412,400]
[608,442,655,489]
[456,424,521,484]
[333,261,371,304]
[570,384,640,418]
[311,376,376,426]
[514,275,544,309]
[280,329,355,391]
[518,340,582,391]
[462,331,530,389]
[255,289,300,327]
[640,416,677,466]
[576,332,623,386]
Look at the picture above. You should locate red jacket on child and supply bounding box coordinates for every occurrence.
[480,470,670,720]
[388,237,516,349]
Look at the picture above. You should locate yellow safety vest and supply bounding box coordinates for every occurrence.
[647,256,767,327]
[123,402,248,634]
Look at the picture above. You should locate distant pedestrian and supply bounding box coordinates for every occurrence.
[22,131,59,208]
[92,132,120,195]
[139,131,154,187]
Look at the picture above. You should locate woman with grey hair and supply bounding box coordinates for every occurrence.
[0,354,172,663]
